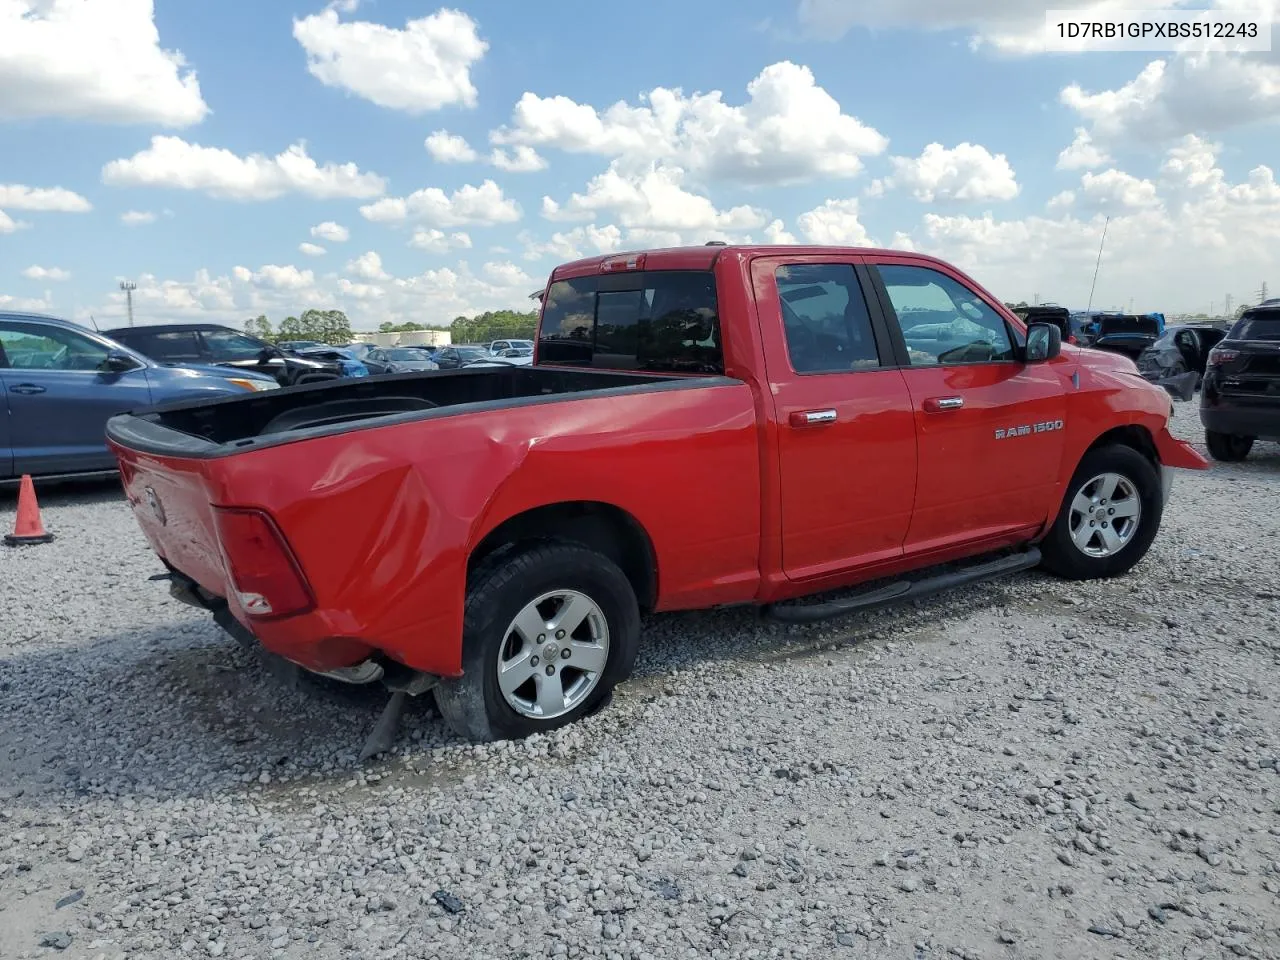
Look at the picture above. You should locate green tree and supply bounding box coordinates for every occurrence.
[245,315,275,341]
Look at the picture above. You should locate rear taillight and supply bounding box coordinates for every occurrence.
[211,508,314,619]
[1207,347,1239,367]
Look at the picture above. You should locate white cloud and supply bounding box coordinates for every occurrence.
[0,0,208,126]
[1076,169,1162,212]
[1061,51,1280,144]
[491,61,887,186]
[541,162,768,237]
[121,210,157,226]
[764,219,799,244]
[0,293,51,312]
[489,146,547,173]
[101,136,387,201]
[868,142,1019,203]
[520,224,624,261]
[293,7,487,113]
[299,242,327,257]
[796,199,873,246]
[359,179,521,226]
[232,264,316,291]
[1056,127,1110,170]
[426,130,478,163]
[0,210,24,234]
[81,257,544,330]
[346,250,390,280]
[408,228,473,252]
[482,261,536,288]
[311,220,350,242]
[895,135,1280,311]
[21,265,70,281]
[0,184,92,212]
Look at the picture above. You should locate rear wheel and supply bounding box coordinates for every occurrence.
[1039,444,1162,580]
[434,541,640,742]
[1205,430,1254,462]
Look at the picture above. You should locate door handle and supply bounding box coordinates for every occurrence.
[923,396,963,412]
[789,409,837,427]
[10,383,47,395]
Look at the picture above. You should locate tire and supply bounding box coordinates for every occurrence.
[434,541,640,743]
[1039,444,1163,580]
[1204,430,1254,462]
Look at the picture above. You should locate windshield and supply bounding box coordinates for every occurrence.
[1230,311,1280,341]
[457,346,487,360]
[388,348,431,360]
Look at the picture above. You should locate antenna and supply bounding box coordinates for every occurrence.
[1084,216,1110,318]
[88,313,100,332]
[119,280,137,326]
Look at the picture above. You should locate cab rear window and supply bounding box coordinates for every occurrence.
[537,270,723,374]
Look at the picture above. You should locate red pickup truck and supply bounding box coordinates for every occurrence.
[107,244,1208,746]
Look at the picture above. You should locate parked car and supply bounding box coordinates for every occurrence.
[1011,305,1086,344]
[364,346,440,374]
[431,344,491,369]
[1136,322,1229,399]
[291,345,371,377]
[104,323,350,387]
[0,311,277,482]
[489,338,533,356]
[464,347,534,368]
[107,244,1208,749]
[1072,311,1164,359]
[1199,300,1280,461]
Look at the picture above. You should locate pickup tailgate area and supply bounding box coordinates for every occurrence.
[106,368,762,678]
[116,450,230,598]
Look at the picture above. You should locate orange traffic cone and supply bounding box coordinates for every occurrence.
[4,474,54,546]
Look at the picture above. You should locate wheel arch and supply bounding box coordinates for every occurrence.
[468,500,659,613]
[1083,423,1159,467]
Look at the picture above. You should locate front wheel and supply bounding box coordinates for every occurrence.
[1204,430,1254,462]
[1039,444,1163,580]
[434,542,640,742]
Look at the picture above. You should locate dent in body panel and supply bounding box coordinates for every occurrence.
[473,383,763,610]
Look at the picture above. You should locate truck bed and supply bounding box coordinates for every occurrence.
[107,365,695,456]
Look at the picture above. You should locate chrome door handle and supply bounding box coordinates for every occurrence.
[789,408,837,427]
[924,396,963,412]
[10,383,47,395]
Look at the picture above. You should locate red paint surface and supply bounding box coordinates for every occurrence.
[111,245,1209,676]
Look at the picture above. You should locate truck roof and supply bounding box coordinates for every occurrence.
[547,243,958,281]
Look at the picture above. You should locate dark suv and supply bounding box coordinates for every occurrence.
[1199,300,1280,461]
[104,323,349,387]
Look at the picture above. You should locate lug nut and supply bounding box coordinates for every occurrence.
[545,665,555,676]
[531,656,539,667]
[538,634,546,642]
[555,629,566,639]
[1108,508,1115,515]
[561,648,571,659]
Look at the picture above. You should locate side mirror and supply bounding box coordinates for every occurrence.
[1025,322,1062,363]
[103,351,137,373]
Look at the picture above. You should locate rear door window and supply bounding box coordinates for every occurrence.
[1230,312,1280,341]
[538,270,723,373]
[776,264,884,373]
[140,330,203,362]
[200,329,268,361]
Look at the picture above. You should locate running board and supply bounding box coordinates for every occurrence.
[763,547,1042,624]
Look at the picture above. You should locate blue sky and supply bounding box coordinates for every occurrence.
[1,0,1277,329]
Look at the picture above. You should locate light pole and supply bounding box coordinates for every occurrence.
[119,281,137,326]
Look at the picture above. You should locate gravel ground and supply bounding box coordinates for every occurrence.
[2,400,1279,960]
